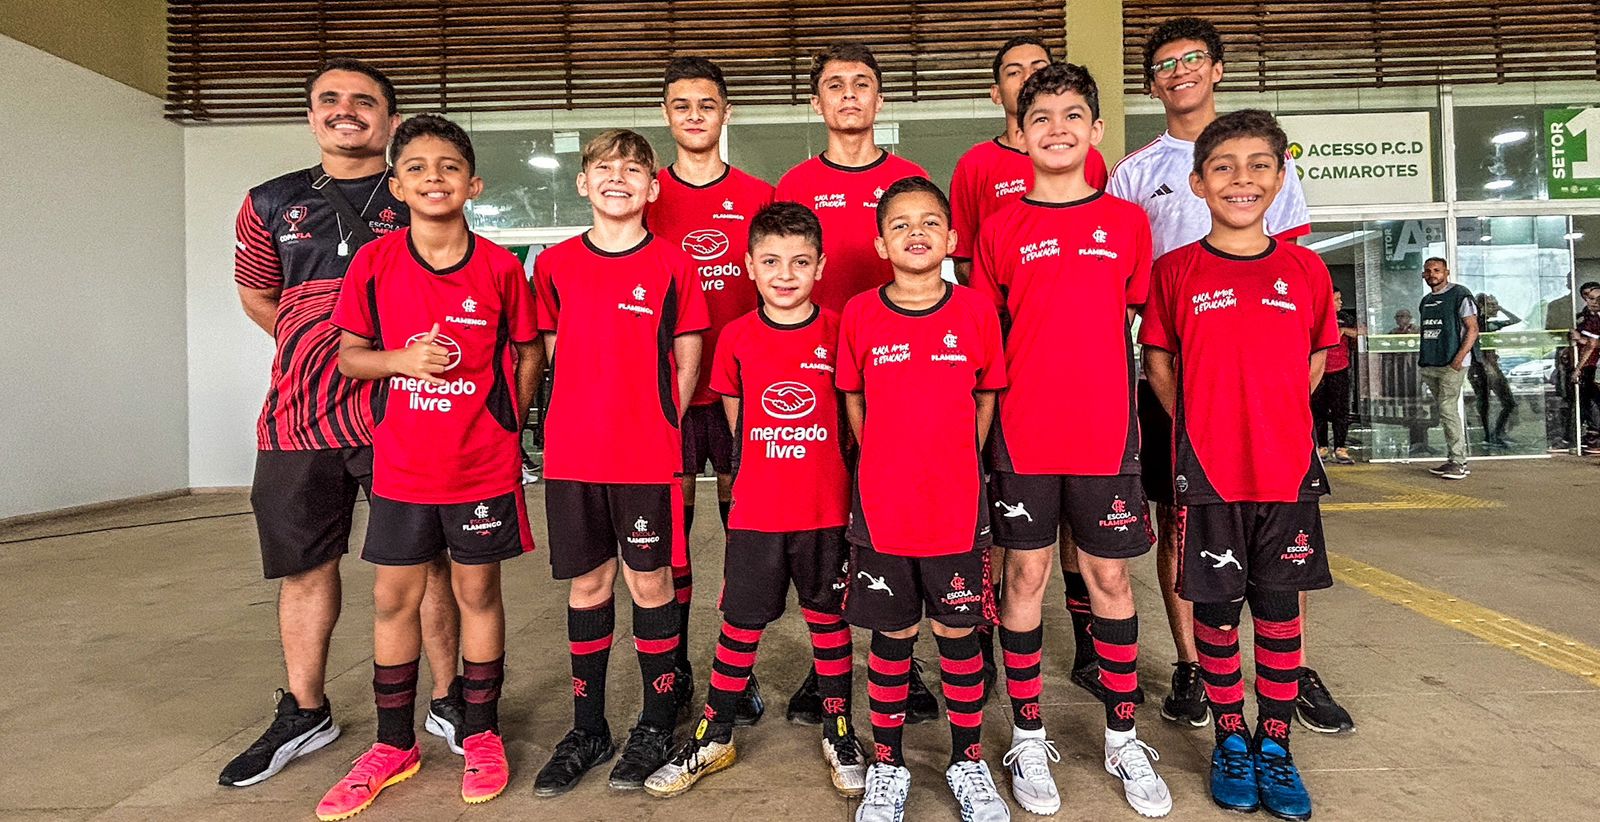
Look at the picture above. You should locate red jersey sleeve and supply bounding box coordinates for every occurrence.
[234,194,283,290]
[503,260,539,344]
[709,318,743,397]
[673,258,711,335]
[968,218,1007,314]
[835,303,865,393]
[533,252,559,333]
[1304,252,1341,352]
[329,247,377,339]
[975,299,1008,391]
[949,152,981,260]
[1086,147,1110,193]
[1139,257,1178,353]
[1126,213,1154,307]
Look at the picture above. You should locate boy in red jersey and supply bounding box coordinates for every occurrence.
[1141,110,1334,821]
[838,177,1009,822]
[321,115,540,819]
[647,57,776,718]
[530,129,710,796]
[971,63,1170,819]
[644,202,867,799]
[776,42,929,315]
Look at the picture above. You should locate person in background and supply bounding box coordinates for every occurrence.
[1389,309,1418,335]
[1314,287,1360,465]
[1575,282,1600,451]
[1417,257,1479,480]
[1470,293,1520,448]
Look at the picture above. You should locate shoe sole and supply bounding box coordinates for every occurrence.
[1008,779,1061,816]
[316,760,420,821]
[827,762,867,798]
[223,719,341,788]
[1211,796,1262,815]
[1106,763,1172,818]
[644,748,738,798]
[1159,704,1211,728]
[463,777,508,805]
[425,712,465,756]
[1262,804,1312,821]
[533,745,616,797]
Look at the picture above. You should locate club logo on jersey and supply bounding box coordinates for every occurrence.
[722,198,734,211]
[378,206,399,225]
[474,503,490,518]
[1262,278,1297,312]
[801,345,834,374]
[932,331,968,365]
[943,330,959,348]
[1080,226,1118,260]
[1175,474,1189,492]
[1192,288,1239,315]
[868,186,886,207]
[462,502,504,536]
[1098,496,1139,531]
[1150,183,1175,198]
[857,570,894,596]
[1274,278,1289,296]
[461,296,478,313]
[283,205,308,231]
[1093,227,1108,243]
[1280,530,1314,565]
[760,381,818,420]
[815,345,829,359]
[627,516,661,548]
[619,284,655,316]
[1019,238,1061,264]
[682,228,730,261]
[994,500,1033,522]
[633,284,646,300]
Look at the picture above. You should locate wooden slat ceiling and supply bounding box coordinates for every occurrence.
[1123,1,1600,93]
[166,0,1067,122]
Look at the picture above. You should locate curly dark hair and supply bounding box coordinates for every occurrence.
[1142,17,1224,86]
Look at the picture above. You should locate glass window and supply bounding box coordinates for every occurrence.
[468,126,675,230]
[1456,105,1546,201]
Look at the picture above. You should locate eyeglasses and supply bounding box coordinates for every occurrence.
[1149,50,1212,78]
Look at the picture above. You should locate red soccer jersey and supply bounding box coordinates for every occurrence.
[950,139,1109,260]
[331,230,537,504]
[710,306,849,532]
[1139,240,1339,504]
[837,284,1007,556]
[971,193,1152,475]
[647,165,775,406]
[534,233,710,484]
[776,152,928,314]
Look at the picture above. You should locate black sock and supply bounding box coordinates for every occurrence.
[1064,571,1095,670]
[936,632,986,765]
[374,659,419,749]
[634,602,683,728]
[569,599,615,734]
[672,563,694,671]
[461,656,504,736]
[717,499,731,529]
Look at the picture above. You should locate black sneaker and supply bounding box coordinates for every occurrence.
[534,726,616,796]
[977,626,998,695]
[1295,667,1355,734]
[218,690,340,787]
[424,676,466,755]
[1160,662,1210,727]
[609,723,676,789]
[673,664,696,719]
[734,670,765,726]
[1070,660,1146,704]
[906,659,939,724]
[786,669,823,725]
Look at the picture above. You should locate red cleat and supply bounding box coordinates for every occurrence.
[314,742,420,821]
[461,730,510,804]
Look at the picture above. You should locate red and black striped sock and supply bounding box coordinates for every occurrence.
[867,631,915,767]
[634,602,682,728]
[1194,599,1248,744]
[1000,624,1044,730]
[1249,588,1303,749]
[703,619,764,739]
[1094,614,1141,732]
[671,563,694,670]
[804,608,854,723]
[1064,571,1096,669]
[461,655,504,737]
[937,632,987,764]
[374,659,419,749]
[568,599,614,734]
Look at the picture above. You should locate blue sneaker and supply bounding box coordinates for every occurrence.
[1254,737,1312,820]
[1208,732,1259,813]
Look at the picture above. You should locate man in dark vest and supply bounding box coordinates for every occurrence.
[1417,257,1479,480]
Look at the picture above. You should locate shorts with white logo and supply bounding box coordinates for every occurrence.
[1137,380,1175,506]
[362,488,534,566]
[252,447,373,579]
[988,471,1153,558]
[544,480,682,579]
[719,527,850,625]
[1176,501,1333,603]
[842,543,997,633]
[681,403,735,475]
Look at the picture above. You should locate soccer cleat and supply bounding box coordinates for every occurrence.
[1069,660,1108,701]
[424,677,466,755]
[609,722,676,789]
[520,450,540,484]
[1002,731,1061,816]
[1254,737,1313,821]
[787,669,823,725]
[822,715,868,797]
[1208,732,1260,813]
[856,762,912,822]
[644,729,737,798]
[461,730,509,804]
[219,690,341,787]
[533,726,615,797]
[946,759,1012,822]
[1160,662,1210,727]
[978,626,999,694]
[735,670,766,726]
[314,742,420,821]
[1295,668,1355,734]
[1105,735,1172,818]
[906,659,939,724]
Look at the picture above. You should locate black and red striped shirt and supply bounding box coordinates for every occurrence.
[234,167,406,450]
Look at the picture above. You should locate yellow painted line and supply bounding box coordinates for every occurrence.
[1323,467,1502,512]
[1329,551,1600,688]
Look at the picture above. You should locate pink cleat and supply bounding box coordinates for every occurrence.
[314,742,420,821]
[461,730,510,804]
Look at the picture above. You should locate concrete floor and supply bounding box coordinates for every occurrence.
[2,458,1597,821]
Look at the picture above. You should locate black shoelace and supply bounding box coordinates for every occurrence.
[1257,750,1301,788]
[827,732,862,765]
[1218,748,1253,781]
[619,727,670,768]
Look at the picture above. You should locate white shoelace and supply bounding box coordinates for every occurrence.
[864,765,908,805]
[948,761,1001,804]
[1110,738,1162,783]
[1002,737,1060,782]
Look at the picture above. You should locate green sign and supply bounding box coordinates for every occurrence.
[1546,107,1600,199]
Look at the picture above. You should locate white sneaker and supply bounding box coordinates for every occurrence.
[1002,732,1061,815]
[1104,734,1172,818]
[946,759,1011,822]
[856,763,911,822]
[822,728,868,797]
